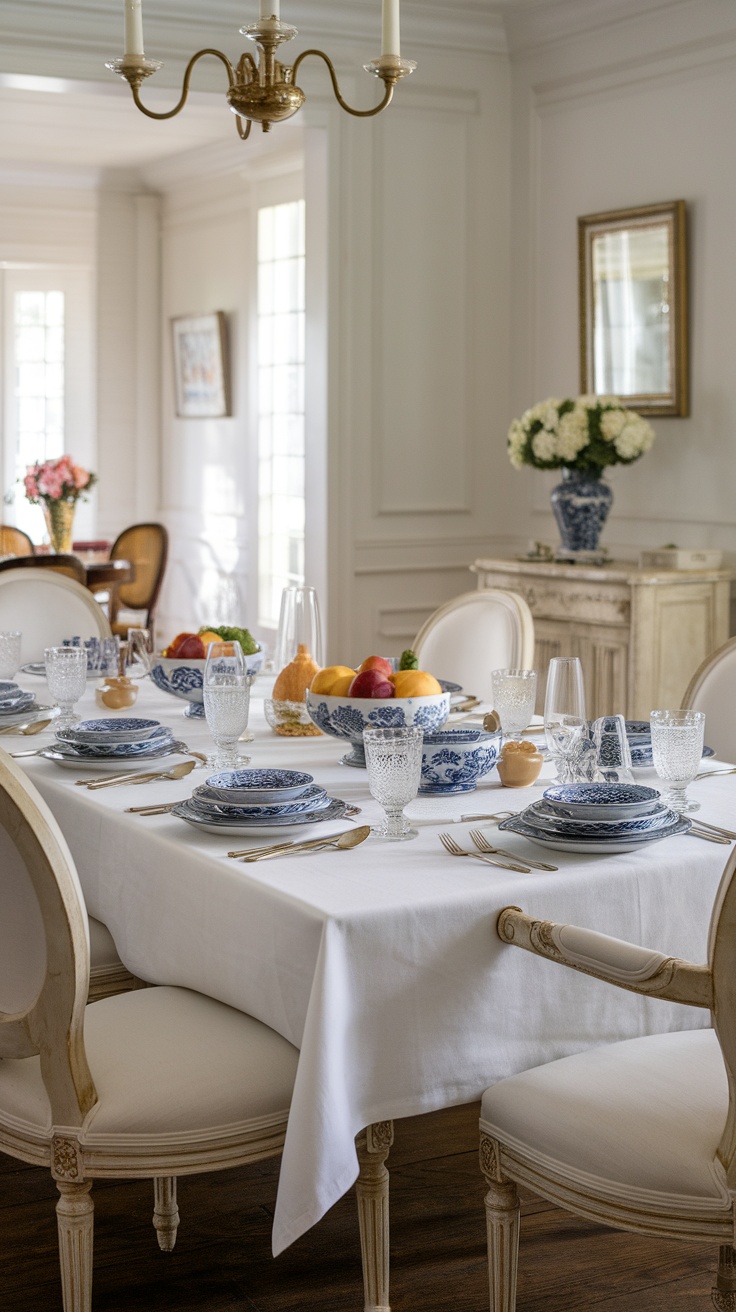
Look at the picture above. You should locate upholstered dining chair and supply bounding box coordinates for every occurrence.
[682,636,736,764]
[478,852,736,1312]
[0,525,34,556]
[106,522,168,637]
[0,552,86,585]
[413,589,535,703]
[0,568,110,662]
[0,750,392,1312]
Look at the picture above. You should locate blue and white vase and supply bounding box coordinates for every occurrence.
[550,469,613,553]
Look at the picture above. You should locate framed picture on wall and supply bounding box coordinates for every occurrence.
[171,311,231,418]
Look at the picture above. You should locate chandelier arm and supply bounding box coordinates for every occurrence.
[290,49,394,117]
[235,116,253,140]
[130,48,235,121]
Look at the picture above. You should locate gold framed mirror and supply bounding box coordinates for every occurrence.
[578,200,688,416]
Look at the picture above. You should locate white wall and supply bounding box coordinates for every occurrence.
[503,0,736,574]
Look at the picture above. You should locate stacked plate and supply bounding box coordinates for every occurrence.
[498,782,691,853]
[172,767,349,836]
[40,717,187,771]
[0,680,51,727]
[625,720,714,771]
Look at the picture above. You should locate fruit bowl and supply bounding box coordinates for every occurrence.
[419,727,502,795]
[150,648,264,704]
[305,688,451,767]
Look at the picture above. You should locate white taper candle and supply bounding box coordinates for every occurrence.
[260,0,280,19]
[124,0,144,57]
[381,0,400,57]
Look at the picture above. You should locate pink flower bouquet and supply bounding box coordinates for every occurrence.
[24,455,97,507]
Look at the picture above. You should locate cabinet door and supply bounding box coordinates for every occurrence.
[534,621,628,718]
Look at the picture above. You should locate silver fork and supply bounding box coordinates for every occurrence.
[469,828,558,872]
[438,831,531,873]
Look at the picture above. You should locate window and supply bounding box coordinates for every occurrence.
[10,290,65,537]
[257,199,305,629]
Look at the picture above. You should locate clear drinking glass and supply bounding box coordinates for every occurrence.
[274,586,324,673]
[203,641,251,769]
[591,714,634,784]
[45,645,88,729]
[0,630,22,680]
[491,668,537,740]
[544,656,587,783]
[126,628,153,677]
[649,709,705,813]
[363,726,423,841]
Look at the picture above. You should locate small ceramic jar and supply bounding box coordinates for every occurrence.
[95,677,139,711]
[497,739,543,788]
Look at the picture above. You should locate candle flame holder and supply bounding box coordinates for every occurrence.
[106,17,416,140]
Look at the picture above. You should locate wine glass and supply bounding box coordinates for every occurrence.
[45,645,88,729]
[274,586,324,673]
[544,657,587,783]
[126,628,153,678]
[0,631,22,680]
[203,641,251,769]
[363,726,423,841]
[490,668,537,740]
[649,709,705,813]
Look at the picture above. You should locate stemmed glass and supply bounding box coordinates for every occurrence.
[274,586,324,673]
[490,669,537,740]
[591,714,634,784]
[649,709,705,813]
[0,631,22,680]
[45,645,88,730]
[544,656,587,783]
[363,726,423,841]
[203,641,251,769]
[126,628,153,678]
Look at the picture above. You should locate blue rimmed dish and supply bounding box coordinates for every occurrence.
[498,811,691,854]
[64,717,163,744]
[204,767,314,803]
[524,800,678,838]
[172,795,348,836]
[542,783,661,820]
[191,782,328,818]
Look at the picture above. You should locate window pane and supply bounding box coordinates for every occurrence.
[11,290,66,538]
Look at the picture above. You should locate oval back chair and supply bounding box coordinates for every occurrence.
[108,522,168,636]
[478,846,736,1311]
[0,525,34,557]
[0,568,110,662]
[413,589,535,702]
[682,635,736,764]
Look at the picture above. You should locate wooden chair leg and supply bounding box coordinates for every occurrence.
[153,1176,180,1252]
[55,1180,94,1312]
[712,1245,736,1310]
[356,1120,394,1312]
[480,1133,520,1312]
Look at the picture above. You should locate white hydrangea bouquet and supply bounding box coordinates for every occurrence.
[507,395,655,474]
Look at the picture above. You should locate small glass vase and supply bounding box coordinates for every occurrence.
[43,500,75,554]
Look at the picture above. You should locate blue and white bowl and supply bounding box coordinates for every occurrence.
[53,726,175,759]
[542,782,661,820]
[65,717,162,745]
[305,689,451,768]
[525,799,676,838]
[419,728,502,795]
[204,767,314,803]
[150,648,264,704]
[191,782,327,817]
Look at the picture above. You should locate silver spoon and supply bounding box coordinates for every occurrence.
[0,718,52,736]
[241,825,371,862]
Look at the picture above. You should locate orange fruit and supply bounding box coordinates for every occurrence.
[310,665,356,695]
[389,670,442,697]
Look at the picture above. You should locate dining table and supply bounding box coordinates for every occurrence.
[7,674,733,1264]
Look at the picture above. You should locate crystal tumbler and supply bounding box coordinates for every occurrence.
[45,645,88,729]
[491,668,537,740]
[649,709,705,813]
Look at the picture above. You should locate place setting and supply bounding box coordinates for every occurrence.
[166,767,355,838]
[0,629,54,731]
[34,716,192,776]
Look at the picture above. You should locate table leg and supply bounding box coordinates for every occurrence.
[356,1120,394,1312]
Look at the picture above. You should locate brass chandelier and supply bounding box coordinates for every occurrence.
[107,1,416,140]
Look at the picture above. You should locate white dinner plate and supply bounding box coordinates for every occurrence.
[39,741,190,771]
[498,812,691,853]
[0,702,54,727]
[172,796,348,836]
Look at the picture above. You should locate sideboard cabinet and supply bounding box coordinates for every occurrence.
[471,557,731,720]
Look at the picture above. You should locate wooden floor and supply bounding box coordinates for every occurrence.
[0,1102,717,1311]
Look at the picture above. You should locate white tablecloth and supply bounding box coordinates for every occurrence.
[12,676,733,1254]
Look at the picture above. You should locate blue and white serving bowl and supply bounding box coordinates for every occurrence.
[150,648,264,705]
[419,727,502,795]
[305,689,451,767]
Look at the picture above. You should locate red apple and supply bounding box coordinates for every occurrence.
[348,669,395,699]
[357,655,394,679]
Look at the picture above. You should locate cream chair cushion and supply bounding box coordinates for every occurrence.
[481,1029,729,1211]
[0,987,298,1138]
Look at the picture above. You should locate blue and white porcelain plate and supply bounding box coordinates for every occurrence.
[64,717,163,744]
[52,729,176,759]
[0,701,50,727]
[542,782,661,820]
[39,741,189,771]
[0,690,35,714]
[498,812,691,854]
[204,768,314,803]
[172,795,347,836]
[0,681,19,695]
[524,800,678,837]
[191,782,328,818]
